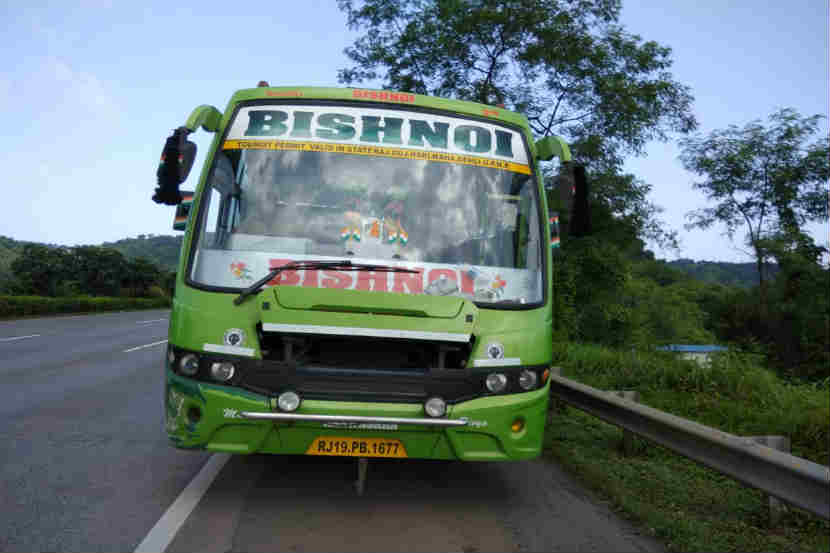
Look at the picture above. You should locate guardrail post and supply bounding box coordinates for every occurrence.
[549,367,567,414]
[746,435,790,526]
[609,391,641,456]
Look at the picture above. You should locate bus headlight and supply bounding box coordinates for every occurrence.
[518,370,538,390]
[210,361,235,382]
[485,373,507,393]
[424,397,447,418]
[179,354,200,376]
[277,391,301,412]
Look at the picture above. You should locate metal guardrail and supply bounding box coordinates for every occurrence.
[549,372,830,520]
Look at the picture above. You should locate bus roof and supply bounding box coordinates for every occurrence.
[224,85,531,130]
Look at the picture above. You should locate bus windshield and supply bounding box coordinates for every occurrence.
[190,103,544,305]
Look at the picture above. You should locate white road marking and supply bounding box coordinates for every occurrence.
[134,453,231,553]
[0,334,41,342]
[124,339,168,353]
[137,319,168,324]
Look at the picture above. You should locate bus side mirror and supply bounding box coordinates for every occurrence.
[153,126,197,205]
[172,191,194,231]
[535,136,571,162]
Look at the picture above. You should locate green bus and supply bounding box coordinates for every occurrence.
[155,83,578,462]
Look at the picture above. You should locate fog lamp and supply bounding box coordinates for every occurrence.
[210,361,235,382]
[424,397,447,418]
[518,370,538,390]
[485,373,508,393]
[179,353,199,376]
[277,391,301,412]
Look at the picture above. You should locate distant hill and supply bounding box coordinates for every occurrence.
[0,234,183,275]
[666,259,775,289]
[101,235,183,272]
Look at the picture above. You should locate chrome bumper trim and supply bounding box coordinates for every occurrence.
[238,412,468,427]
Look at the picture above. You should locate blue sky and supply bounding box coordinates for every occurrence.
[0,0,827,262]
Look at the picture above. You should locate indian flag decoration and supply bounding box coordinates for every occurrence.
[382,189,408,249]
[172,192,194,231]
[339,182,368,251]
[383,219,408,245]
[549,213,561,248]
[341,226,361,242]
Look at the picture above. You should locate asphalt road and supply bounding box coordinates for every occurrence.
[0,310,664,552]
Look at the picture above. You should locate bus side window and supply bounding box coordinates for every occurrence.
[201,188,223,248]
[200,154,237,248]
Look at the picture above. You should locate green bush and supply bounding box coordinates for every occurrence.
[0,295,171,319]
[146,285,168,299]
[553,342,830,465]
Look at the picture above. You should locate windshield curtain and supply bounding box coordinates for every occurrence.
[190,103,544,306]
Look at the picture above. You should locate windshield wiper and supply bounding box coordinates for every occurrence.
[233,260,419,306]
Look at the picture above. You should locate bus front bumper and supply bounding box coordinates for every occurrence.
[165,368,550,460]
[237,411,469,427]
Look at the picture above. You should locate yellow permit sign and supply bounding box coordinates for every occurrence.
[223,139,531,175]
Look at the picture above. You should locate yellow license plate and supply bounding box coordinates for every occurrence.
[306,436,407,458]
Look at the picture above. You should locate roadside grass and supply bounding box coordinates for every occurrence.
[544,342,830,552]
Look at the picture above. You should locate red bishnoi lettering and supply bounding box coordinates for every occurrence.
[356,270,388,292]
[267,261,466,295]
[427,268,458,284]
[302,269,319,288]
[392,267,424,294]
[460,270,475,294]
[268,259,300,286]
[321,270,352,289]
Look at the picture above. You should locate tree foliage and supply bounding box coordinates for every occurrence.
[337,0,693,254]
[7,242,171,298]
[679,107,829,291]
[337,0,696,169]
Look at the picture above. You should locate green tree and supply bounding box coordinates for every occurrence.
[71,246,128,296]
[337,0,696,169]
[337,0,691,255]
[124,257,162,297]
[10,244,73,296]
[679,107,829,300]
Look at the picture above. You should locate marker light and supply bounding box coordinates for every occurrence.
[277,391,301,412]
[485,373,508,393]
[257,80,269,87]
[518,370,538,390]
[210,362,235,382]
[424,397,447,418]
[511,418,525,433]
[179,354,199,376]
